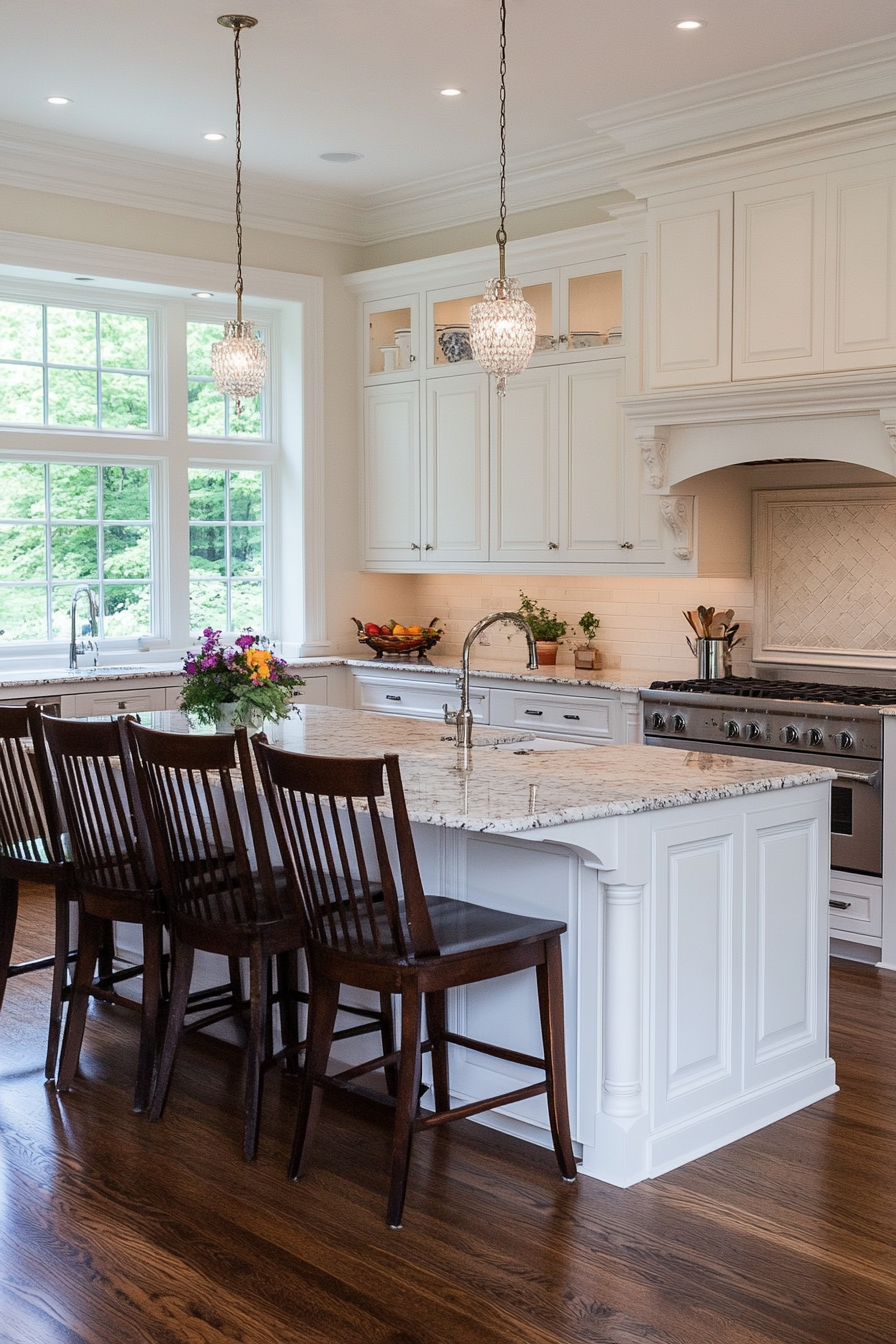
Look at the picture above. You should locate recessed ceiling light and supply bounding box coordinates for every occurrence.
[193,291,214,298]
[46,96,71,105]
[320,152,363,163]
[204,132,225,141]
[440,87,464,97]
[675,19,706,30]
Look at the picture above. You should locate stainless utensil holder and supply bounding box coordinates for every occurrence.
[686,636,729,679]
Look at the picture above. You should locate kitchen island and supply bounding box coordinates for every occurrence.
[137,705,837,1188]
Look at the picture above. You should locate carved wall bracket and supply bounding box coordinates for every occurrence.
[880,408,896,466]
[659,495,695,560]
[638,436,669,490]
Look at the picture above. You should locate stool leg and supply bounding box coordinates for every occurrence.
[244,942,270,1161]
[424,990,450,1113]
[387,984,423,1230]
[134,916,164,1113]
[44,884,72,1079]
[149,936,194,1123]
[277,950,301,1077]
[56,911,104,1093]
[536,936,576,1182]
[0,877,19,1016]
[289,974,340,1181]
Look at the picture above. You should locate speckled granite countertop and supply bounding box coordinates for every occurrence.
[143,705,834,835]
[344,655,657,692]
[0,656,346,691]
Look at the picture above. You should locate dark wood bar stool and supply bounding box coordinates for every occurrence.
[252,739,577,1229]
[0,703,76,1078]
[126,721,395,1161]
[41,714,167,1112]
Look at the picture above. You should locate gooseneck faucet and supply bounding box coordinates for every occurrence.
[69,584,99,670]
[444,611,539,749]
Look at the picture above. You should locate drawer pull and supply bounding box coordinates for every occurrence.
[829,899,852,910]
[118,701,127,710]
[524,709,543,716]
[563,714,580,721]
[385,694,401,702]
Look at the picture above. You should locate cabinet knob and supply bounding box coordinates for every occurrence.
[410,542,420,550]
[619,541,634,550]
[548,541,559,550]
[425,543,433,551]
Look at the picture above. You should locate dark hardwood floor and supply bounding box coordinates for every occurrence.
[0,882,893,1344]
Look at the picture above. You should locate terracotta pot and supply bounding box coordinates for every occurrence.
[535,640,559,666]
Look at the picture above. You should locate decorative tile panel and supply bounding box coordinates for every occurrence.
[753,486,896,667]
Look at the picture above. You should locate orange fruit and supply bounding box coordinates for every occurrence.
[392,623,407,635]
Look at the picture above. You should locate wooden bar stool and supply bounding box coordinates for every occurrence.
[0,703,76,1079]
[252,739,577,1229]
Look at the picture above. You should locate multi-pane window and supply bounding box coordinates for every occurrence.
[0,302,150,430]
[0,461,153,642]
[187,321,264,438]
[188,468,265,634]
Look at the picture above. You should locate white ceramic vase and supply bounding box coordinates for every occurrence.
[213,701,264,734]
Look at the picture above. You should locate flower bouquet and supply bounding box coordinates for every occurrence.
[179,628,305,730]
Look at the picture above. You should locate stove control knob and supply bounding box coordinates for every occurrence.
[651,712,666,731]
[807,728,824,748]
[744,721,762,741]
[782,725,801,745]
[723,719,740,739]
[672,714,686,733]
[835,730,854,751]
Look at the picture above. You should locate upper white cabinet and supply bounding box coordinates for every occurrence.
[492,367,558,563]
[425,372,490,564]
[362,381,421,564]
[649,194,733,387]
[649,159,896,388]
[733,177,826,379]
[364,293,418,380]
[825,165,896,371]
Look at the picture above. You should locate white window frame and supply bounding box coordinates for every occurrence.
[186,461,271,639]
[0,232,326,664]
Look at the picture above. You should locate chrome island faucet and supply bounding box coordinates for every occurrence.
[69,583,100,670]
[444,611,539,749]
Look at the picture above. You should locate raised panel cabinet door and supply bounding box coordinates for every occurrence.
[424,373,490,564]
[491,366,559,562]
[733,178,826,379]
[363,382,421,566]
[826,168,896,370]
[648,194,733,387]
[559,360,625,560]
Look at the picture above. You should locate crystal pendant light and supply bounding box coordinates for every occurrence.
[469,0,536,396]
[211,15,266,414]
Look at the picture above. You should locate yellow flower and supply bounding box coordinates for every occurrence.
[245,648,272,680]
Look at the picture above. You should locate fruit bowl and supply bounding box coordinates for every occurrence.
[352,617,443,660]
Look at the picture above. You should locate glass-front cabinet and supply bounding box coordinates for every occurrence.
[364,293,418,379]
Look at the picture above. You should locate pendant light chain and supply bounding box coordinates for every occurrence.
[497,0,507,276]
[468,0,536,394]
[233,21,245,320]
[211,14,266,413]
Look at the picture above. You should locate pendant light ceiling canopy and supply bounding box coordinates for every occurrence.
[469,0,536,396]
[211,14,266,413]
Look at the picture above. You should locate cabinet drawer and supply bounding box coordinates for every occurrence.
[296,675,329,706]
[828,875,882,940]
[353,674,487,722]
[65,687,168,717]
[490,688,617,741]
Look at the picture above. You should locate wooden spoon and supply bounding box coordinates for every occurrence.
[683,610,701,634]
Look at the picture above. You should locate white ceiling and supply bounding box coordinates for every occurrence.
[2,0,896,237]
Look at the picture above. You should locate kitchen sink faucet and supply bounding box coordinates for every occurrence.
[69,584,100,670]
[444,612,539,749]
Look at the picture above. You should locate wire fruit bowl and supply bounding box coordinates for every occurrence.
[352,617,443,660]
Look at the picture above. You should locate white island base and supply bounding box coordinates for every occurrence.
[407,776,836,1188]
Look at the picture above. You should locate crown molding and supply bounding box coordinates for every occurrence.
[0,121,365,247]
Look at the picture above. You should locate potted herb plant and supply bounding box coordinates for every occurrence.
[180,628,305,731]
[574,611,601,670]
[518,591,567,666]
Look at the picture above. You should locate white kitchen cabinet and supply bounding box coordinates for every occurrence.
[424,372,490,564]
[493,360,662,566]
[63,686,168,717]
[733,177,826,379]
[363,292,418,380]
[825,164,896,371]
[489,686,620,743]
[362,381,422,564]
[352,670,487,723]
[648,193,734,387]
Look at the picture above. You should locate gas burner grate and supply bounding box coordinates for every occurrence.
[648,676,896,707]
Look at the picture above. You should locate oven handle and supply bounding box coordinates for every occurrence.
[834,768,880,787]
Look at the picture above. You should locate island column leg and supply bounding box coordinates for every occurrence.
[602,883,644,1119]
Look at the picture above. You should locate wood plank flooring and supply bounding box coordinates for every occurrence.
[0,882,893,1344]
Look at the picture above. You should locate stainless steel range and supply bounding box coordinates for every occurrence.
[642,677,894,877]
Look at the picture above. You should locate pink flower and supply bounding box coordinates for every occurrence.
[235,633,255,649]
[200,655,217,670]
[184,659,198,675]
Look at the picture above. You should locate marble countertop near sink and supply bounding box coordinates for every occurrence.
[0,656,347,691]
[142,705,834,835]
[343,654,659,692]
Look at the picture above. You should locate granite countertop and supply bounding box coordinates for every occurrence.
[0,656,346,691]
[144,705,834,835]
[344,654,658,692]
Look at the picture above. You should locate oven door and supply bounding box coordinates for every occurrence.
[645,736,882,877]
